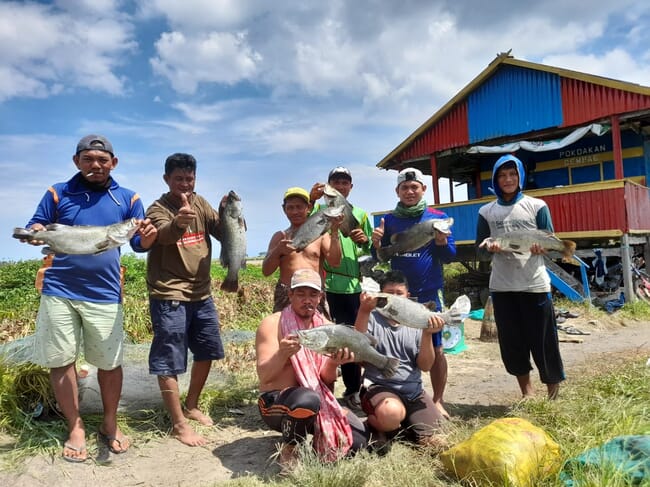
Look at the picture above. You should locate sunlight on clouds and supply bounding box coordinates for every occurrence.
[139,0,257,30]
[151,31,261,93]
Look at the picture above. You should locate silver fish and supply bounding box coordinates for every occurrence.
[219,190,247,292]
[291,205,345,251]
[367,293,471,329]
[322,184,359,237]
[12,219,138,255]
[479,229,577,264]
[377,217,453,262]
[296,324,400,378]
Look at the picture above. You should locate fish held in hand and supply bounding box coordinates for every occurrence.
[377,217,453,262]
[479,229,577,264]
[291,205,345,251]
[368,293,471,329]
[322,184,359,237]
[296,324,400,378]
[13,219,138,255]
[219,190,247,292]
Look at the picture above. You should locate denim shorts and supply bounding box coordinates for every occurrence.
[148,297,225,375]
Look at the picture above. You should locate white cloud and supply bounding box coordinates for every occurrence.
[0,1,136,101]
[150,31,261,93]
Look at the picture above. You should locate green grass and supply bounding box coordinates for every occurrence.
[1,260,649,485]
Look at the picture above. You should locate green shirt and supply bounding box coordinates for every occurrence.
[313,203,373,294]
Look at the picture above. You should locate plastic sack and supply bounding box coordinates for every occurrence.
[440,417,561,487]
[560,435,650,486]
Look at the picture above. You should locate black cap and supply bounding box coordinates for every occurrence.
[76,135,114,156]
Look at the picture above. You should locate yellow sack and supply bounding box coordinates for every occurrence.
[440,417,561,487]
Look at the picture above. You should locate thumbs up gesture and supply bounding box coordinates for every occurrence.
[371,218,385,248]
[175,192,196,229]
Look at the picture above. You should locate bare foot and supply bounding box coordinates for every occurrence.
[62,425,87,462]
[172,421,208,447]
[183,407,214,426]
[277,444,298,476]
[435,401,450,420]
[547,383,560,400]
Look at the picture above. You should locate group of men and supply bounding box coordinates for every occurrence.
[20,134,565,469]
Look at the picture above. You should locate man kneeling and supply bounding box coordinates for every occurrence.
[355,270,447,450]
[255,268,368,471]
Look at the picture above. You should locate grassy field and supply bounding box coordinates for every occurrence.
[1,258,649,485]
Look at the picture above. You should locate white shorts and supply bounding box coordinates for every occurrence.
[33,295,124,370]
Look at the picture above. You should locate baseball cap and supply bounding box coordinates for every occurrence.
[328,166,352,182]
[397,167,425,186]
[290,268,323,291]
[283,187,310,204]
[76,135,114,156]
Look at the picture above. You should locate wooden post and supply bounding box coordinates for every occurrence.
[621,233,636,303]
[480,295,498,342]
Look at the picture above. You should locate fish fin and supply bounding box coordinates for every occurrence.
[95,240,111,250]
[422,301,438,311]
[381,357,400,379]
[365,333,378,347]
[241,258,247,269]
[12,228,32,239]
[239,216,247,231]
[41,247,55,255]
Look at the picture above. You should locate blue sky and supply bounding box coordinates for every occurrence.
[2,0,650,262]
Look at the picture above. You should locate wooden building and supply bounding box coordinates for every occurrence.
[375,52,650,301]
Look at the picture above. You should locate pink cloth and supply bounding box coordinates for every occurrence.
[280,306,353,461]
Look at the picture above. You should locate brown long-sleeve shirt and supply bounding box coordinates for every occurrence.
[146,192,222,301]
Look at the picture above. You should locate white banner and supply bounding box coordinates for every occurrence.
[466,123,610,154]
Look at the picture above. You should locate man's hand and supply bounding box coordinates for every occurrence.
[175,193,196,229]
[137,218,158,248]
[328,347,355,365]
[423,315,444,335]
[434,229,449,246]
[349,228,368,245]
[309,183,325,203]
[371,218,384,248]
[279,334,301,358]
[359,292,378,313]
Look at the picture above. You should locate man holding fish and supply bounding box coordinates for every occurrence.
[145,153,230,447]
[308,166,373,412]
[18,135,157,462]
[371,167,456,419]
[262,187,342,316]
[354,270,447,450]
[476,154,565,400]
[255,268,368,472]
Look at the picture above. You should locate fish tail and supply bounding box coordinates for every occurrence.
[381,357,400,378]
[376,247,390,263]
[562,239,577,256]
[220,275,239,293]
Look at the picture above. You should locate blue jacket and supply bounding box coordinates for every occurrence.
[377,207,456,303]
[27,172,146,303]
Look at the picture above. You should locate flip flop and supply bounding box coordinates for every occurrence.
[557,324,591,335]
[62,442,88,463]
[97,429,130,454]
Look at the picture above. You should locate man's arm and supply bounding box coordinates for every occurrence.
[354,292,375,334]
[255,313,296,386]
[262,231,290,276]
[322,231,342,269]
[146,204,187,246]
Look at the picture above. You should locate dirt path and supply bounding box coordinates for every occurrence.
[1,316,648,487]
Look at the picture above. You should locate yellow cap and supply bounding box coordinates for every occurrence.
[283,187,310,204]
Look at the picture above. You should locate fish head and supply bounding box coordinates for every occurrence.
[433,217,453,235]
[296,328,330,351]
[116,218,139,241]
[322,205,345,219]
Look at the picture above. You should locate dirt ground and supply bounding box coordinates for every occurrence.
[1,313,649,487]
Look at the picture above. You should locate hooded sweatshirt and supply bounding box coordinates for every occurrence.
[475,154,553,293]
